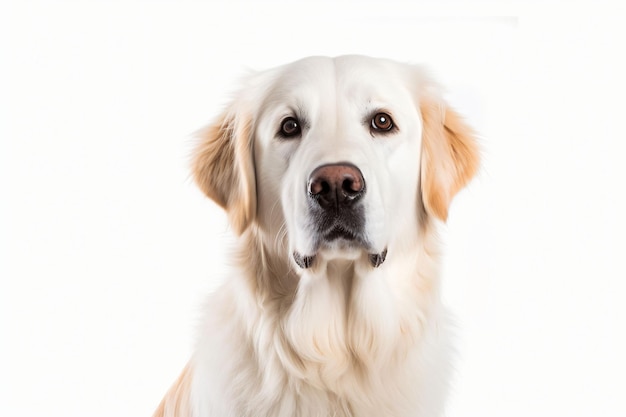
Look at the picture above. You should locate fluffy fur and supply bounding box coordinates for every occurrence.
[153,55,479,417]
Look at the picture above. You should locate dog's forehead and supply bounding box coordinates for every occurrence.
[265,55,412,103]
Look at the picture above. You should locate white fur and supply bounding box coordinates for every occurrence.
[154,55,479,417]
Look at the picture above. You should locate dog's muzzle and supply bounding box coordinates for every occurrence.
[292,162,387,269]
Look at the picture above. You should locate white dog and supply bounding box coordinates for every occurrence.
[154,55,479,417]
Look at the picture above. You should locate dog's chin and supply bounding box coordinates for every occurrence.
[317,239,364,261]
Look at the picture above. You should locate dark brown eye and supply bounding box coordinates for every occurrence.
[279,117,301,138]
[371,112,394,132]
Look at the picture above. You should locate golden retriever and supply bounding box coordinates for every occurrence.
[154,55,479,417]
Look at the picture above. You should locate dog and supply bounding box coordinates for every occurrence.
[153,55,480,417]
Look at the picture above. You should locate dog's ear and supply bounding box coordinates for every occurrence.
[192,105,256,235]
[419,96,480,222]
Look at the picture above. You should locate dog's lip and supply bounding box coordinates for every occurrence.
[368,248,388,268]
[293,252,316,269]
[293,223,385,269]
[323,226,358,241]
[292,247,388,269]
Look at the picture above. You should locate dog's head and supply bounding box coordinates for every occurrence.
[193,56,479,270]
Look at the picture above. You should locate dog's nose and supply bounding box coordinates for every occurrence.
[308,163,365,209]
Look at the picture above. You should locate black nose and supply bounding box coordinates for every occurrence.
[308,163,365,210]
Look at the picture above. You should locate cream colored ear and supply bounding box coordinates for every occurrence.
[420,98,480,222]
[192,107,256,234]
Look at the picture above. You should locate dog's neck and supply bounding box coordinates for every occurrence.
[231,224,443,396]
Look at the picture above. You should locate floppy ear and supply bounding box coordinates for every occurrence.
[192,105,256,234]
[420,97,480,222]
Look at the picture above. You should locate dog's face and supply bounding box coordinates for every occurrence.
[255,56,424,267]
[193,56,479,270]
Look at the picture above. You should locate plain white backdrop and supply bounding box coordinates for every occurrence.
[2,1,625,416]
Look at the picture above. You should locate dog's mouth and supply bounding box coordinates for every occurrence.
[292,248,387,269]
[292,206,386,269]
[293,225,387,269]
[324,226,358,242]
[317,221,369,251]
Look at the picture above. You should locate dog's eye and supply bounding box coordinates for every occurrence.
[371,113,394,132]
[279,117,301,138]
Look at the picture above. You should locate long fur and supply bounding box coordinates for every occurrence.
[153,55,479,417]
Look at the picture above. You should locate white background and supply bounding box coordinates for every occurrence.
[2,1,626,416]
